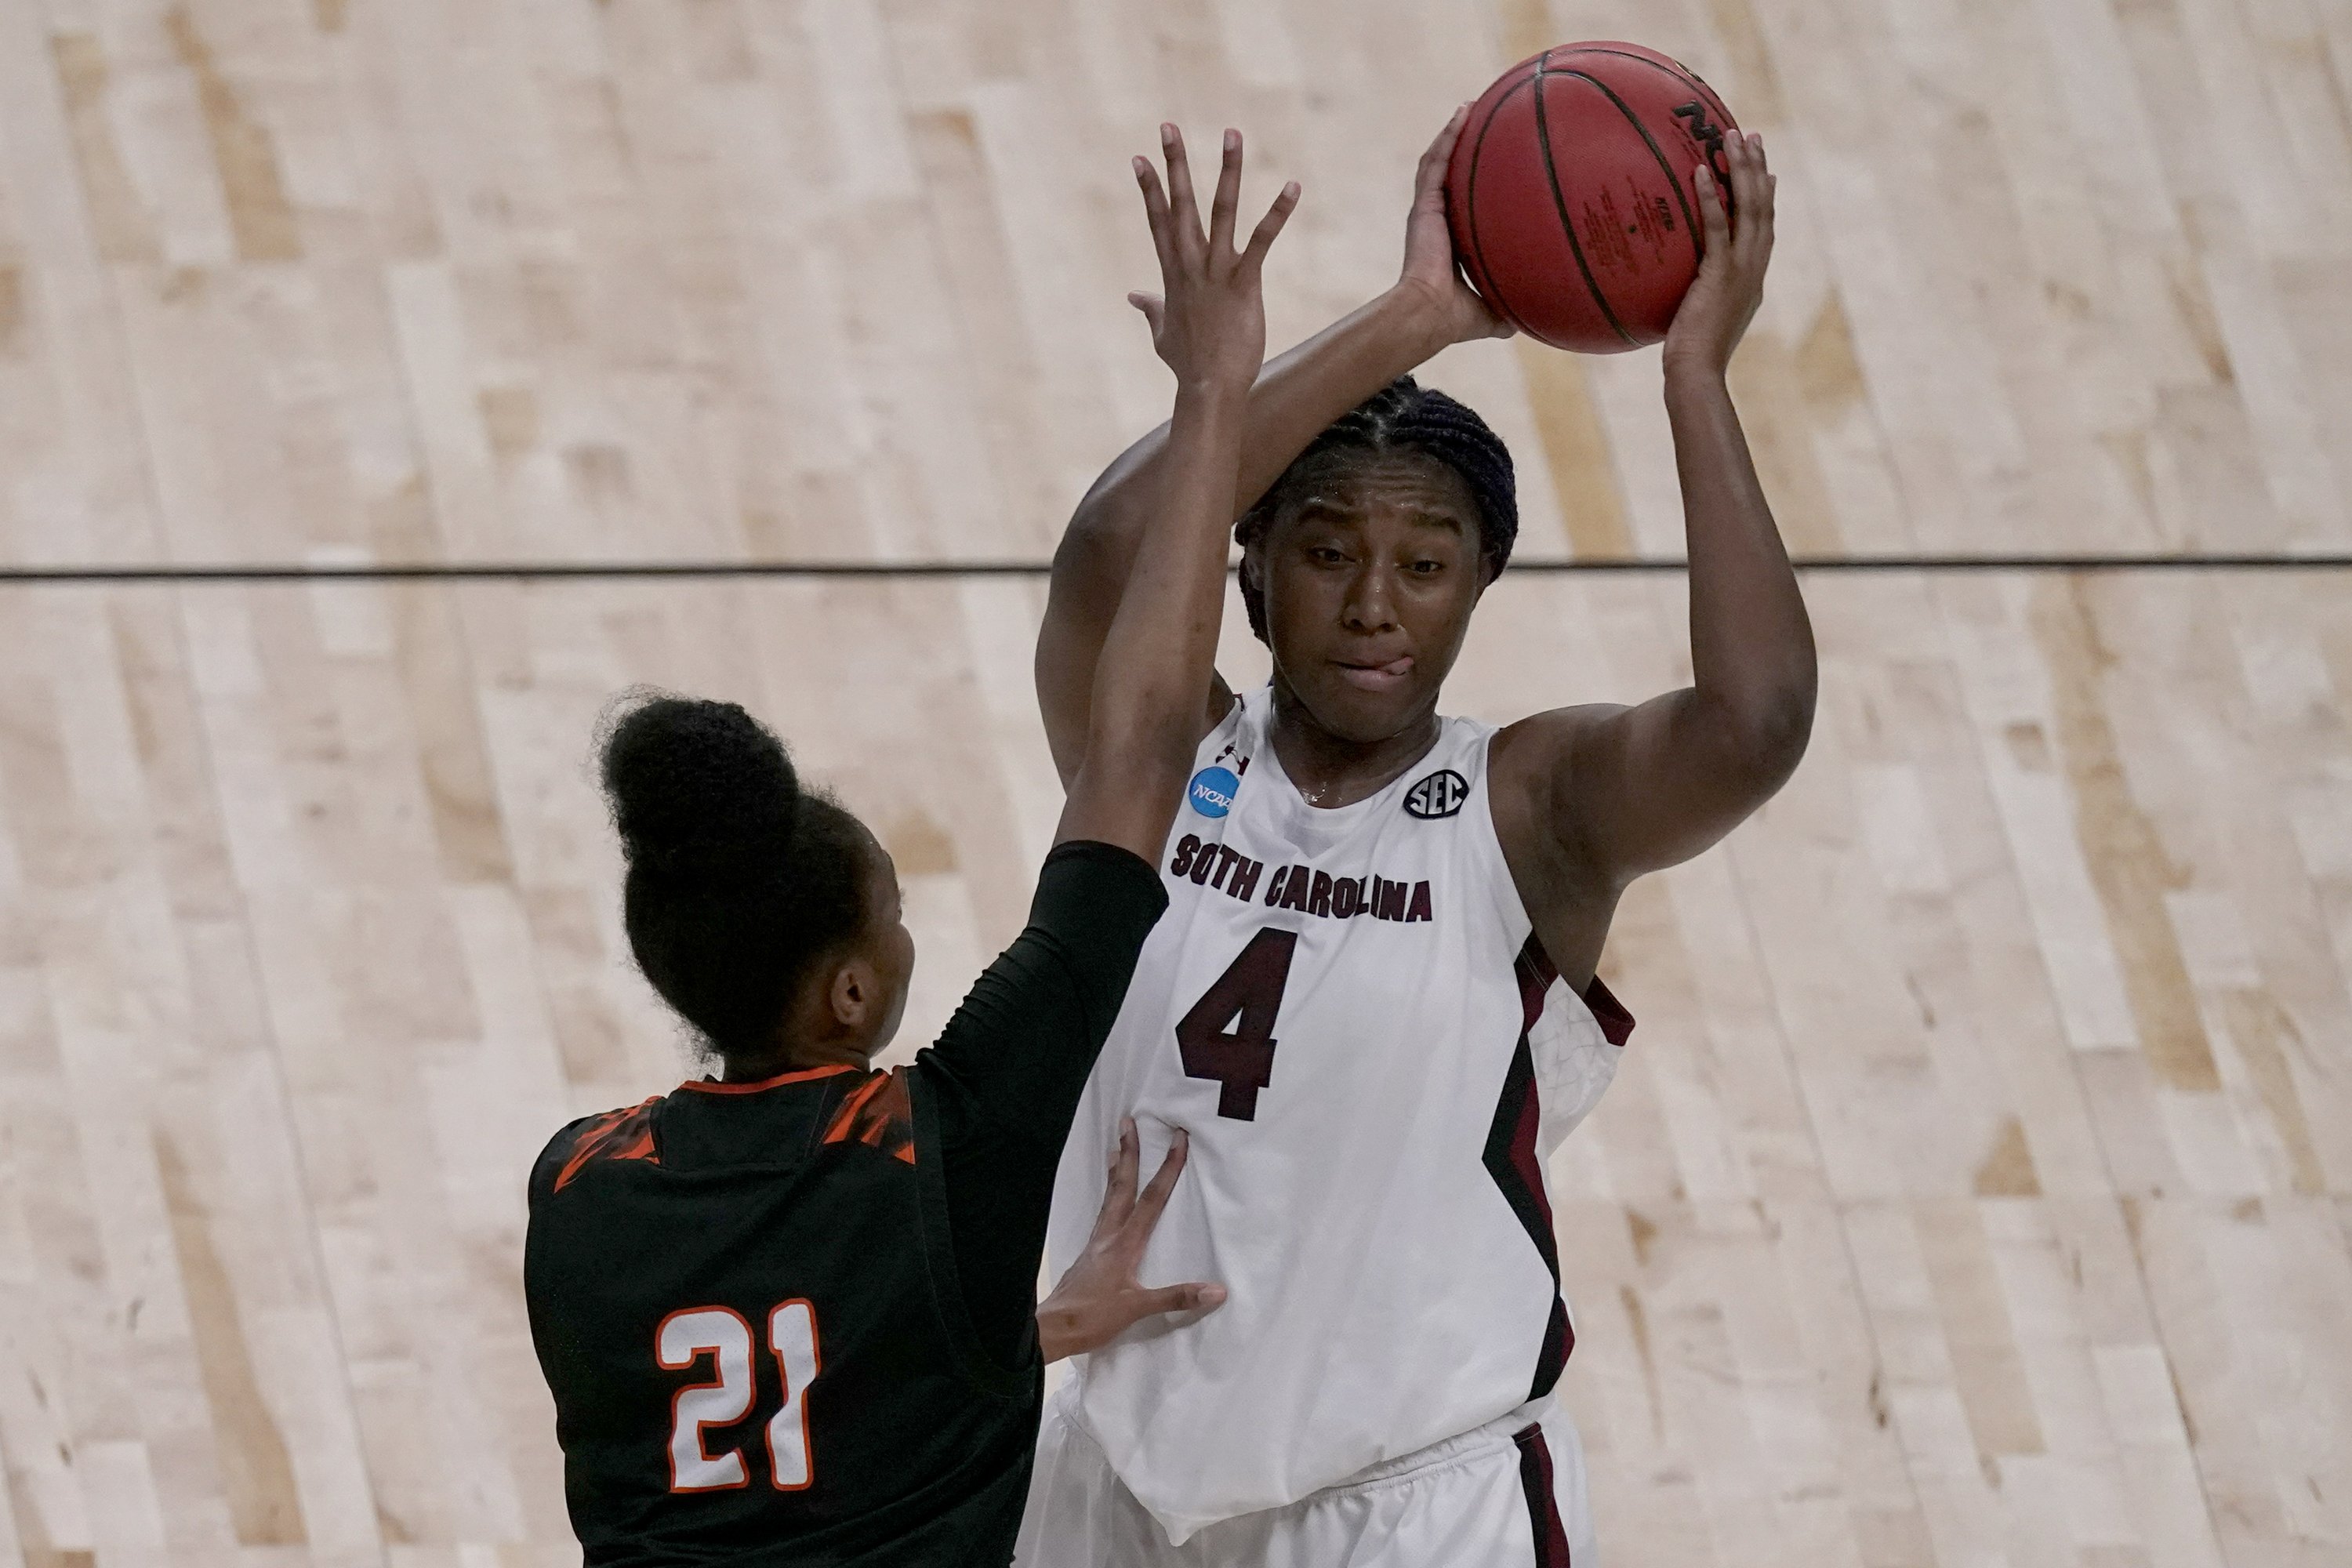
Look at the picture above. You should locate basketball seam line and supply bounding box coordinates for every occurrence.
[1561,45,1722,108]
[1529,51,1634,347]
[1557,47,1737,137]
[1461,77,1541,337]
[1559,46,1734,252]
[1588,58,1713,253]
[1551,67,1708,278]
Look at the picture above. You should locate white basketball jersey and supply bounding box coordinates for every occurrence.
[1044,688,1634,1544]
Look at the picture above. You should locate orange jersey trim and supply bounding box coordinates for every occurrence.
[821,1069,916,1165]
[553,1098,664,1192]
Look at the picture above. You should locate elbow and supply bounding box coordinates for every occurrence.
[1053,499,1119,573]
[1053,465,1133,569]
[1057,436,1163,557]
[1713,674,1817,793]
[1754,688,1817,782]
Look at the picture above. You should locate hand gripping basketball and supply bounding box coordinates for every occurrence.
[1661,127,1777,378]
[1401,105,1515,346]
[1127,125,1300,393]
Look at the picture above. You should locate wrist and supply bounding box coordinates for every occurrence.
[1661,353,1730,398]
[1374,282,1460,361]
[1171,376,1253,416]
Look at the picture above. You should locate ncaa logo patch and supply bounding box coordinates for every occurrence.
[1188,766,1241,818]
[1403,768,1470,820]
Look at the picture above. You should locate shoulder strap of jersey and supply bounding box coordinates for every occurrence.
[1439,709,1500,764]
[535,1098,663,1202]
[1202,684,1261,772]
[1455,720,1544,944]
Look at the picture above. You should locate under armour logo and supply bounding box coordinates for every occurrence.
[1403,769,1471,820]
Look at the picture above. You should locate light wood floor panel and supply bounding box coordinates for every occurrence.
[1,1,2349,1566]
[0,573,2344,1568]
[0,0,2345,564]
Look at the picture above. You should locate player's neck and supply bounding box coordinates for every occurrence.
[728,1052,867,1084]
[723,1022,873,1082]
[1265,682,1442,810]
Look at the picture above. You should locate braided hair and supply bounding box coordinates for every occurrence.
[598,692,872,1061]
[1236,377,1518,641]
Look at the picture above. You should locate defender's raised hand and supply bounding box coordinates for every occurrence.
[1052,124,1286,858]
[1663,128,1776,378]
[1127,126,1299,393]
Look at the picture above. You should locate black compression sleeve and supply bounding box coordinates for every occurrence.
[915,840,1168,1371]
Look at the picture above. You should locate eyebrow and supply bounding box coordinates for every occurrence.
[1292,500,1469,533]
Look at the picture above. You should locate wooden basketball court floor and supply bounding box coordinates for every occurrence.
[0,2,2347,1566]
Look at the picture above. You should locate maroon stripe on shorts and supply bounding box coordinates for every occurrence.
[1512,1422,1573,1568]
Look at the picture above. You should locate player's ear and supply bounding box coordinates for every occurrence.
[826,960,871,1030]
[1240,542,1267,601]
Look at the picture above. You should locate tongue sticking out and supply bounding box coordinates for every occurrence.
[1337,656,1414,691]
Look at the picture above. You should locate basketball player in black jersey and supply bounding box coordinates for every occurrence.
[525,129,1298,1566]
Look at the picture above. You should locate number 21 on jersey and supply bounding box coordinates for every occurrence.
[657,1301,821,1492]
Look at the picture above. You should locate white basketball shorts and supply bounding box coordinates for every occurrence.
[1014,1382,1595,1568]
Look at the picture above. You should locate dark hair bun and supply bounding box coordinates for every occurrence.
[600,695,799,879]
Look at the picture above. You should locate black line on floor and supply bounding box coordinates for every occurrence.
[0,554,2344,583]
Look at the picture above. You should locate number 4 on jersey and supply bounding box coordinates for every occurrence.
[1175,928,1299,1120]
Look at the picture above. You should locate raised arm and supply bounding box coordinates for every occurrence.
[1054,126,1298,858]
[1035,107,1511,786]
[1512,129,1815,888]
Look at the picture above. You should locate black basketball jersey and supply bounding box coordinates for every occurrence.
[525,841,1167,1568]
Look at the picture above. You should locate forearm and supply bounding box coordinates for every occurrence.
[1084,384,1253,770]
[1547,127,1802,881]
[1037,289,1447,781]
[1069,287,1451,559]
[1664,365,1817,750]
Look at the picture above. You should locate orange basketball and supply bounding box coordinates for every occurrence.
[1445,42,1739,353]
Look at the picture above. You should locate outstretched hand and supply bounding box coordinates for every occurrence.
[1398,103,1514,346]
[1036,1120,1225,1362]
[1127,126,1299,394]
[1662,127,1776,378]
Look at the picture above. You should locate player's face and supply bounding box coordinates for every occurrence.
[1250,455,1488,744]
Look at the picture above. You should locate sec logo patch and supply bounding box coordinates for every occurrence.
[1188,766,1241,818]
[1403,768,1470,820]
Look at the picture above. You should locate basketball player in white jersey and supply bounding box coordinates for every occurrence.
[1016,111,1803,1568]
